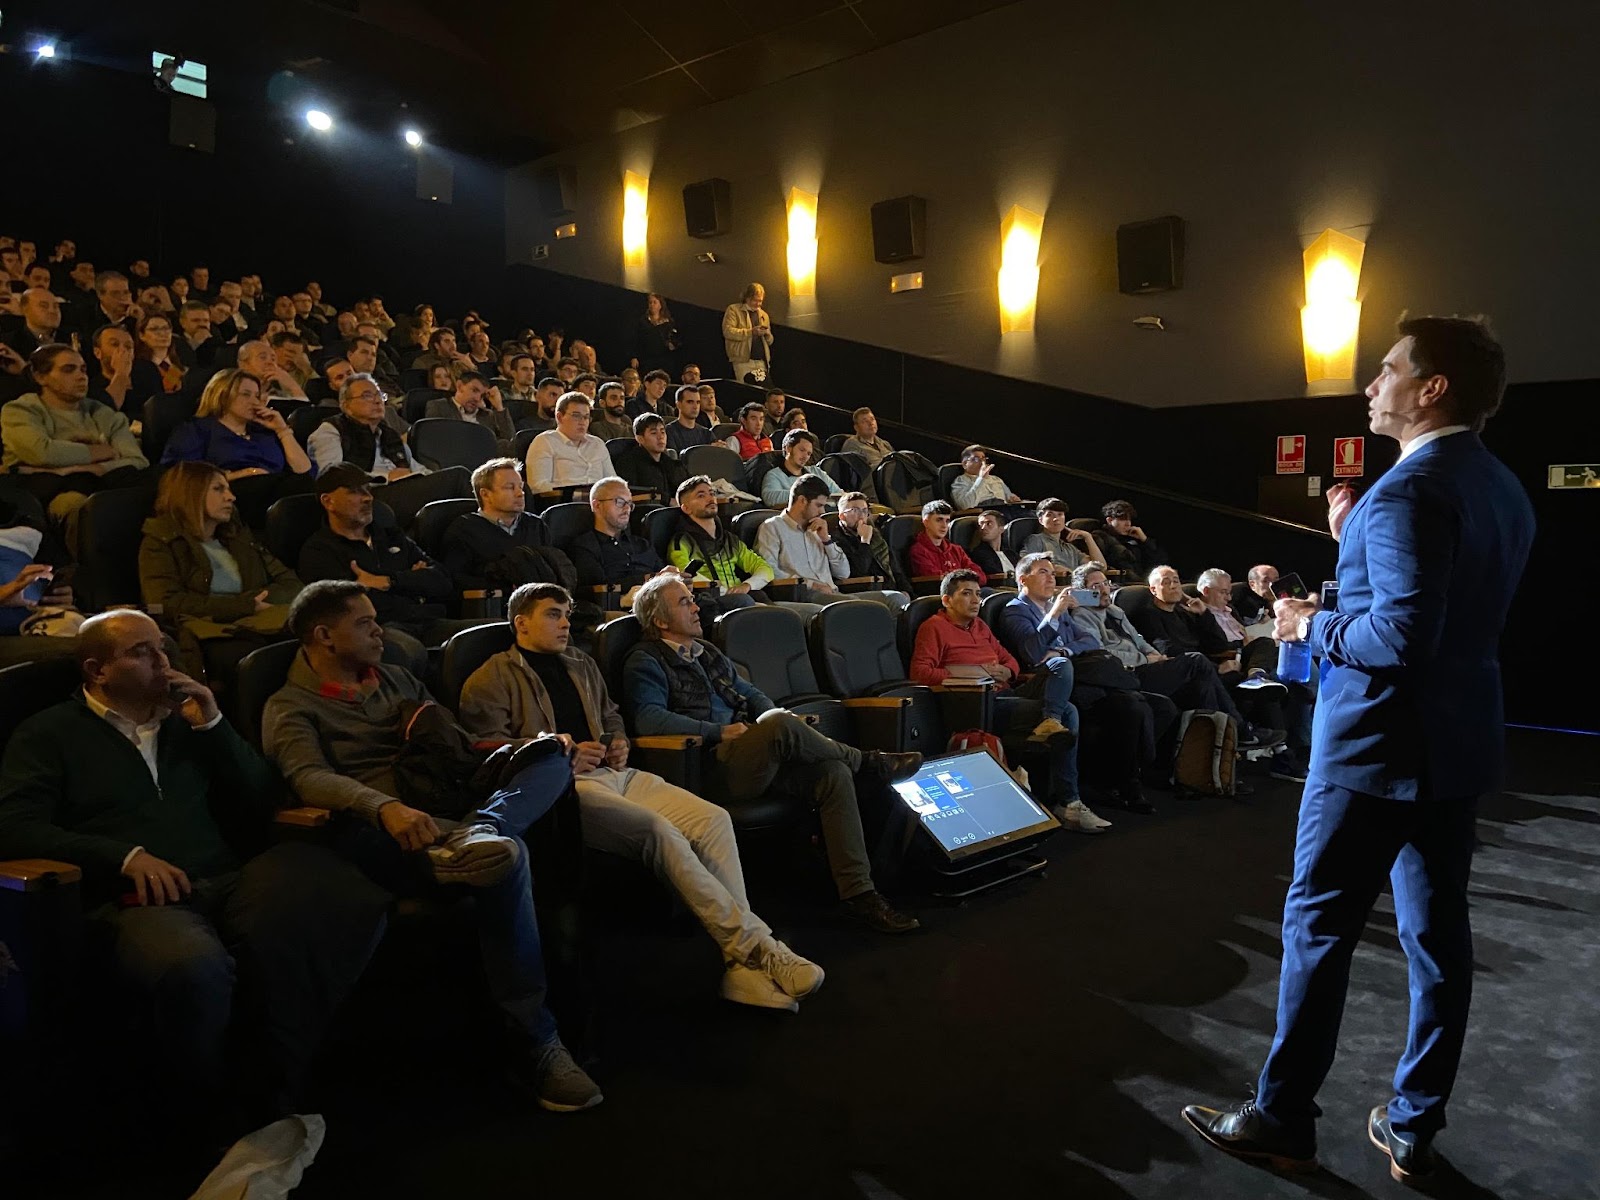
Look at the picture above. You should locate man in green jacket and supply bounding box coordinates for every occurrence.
[0,610,387,1139]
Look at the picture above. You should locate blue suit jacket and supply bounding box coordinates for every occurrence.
[1308,430,1534,800]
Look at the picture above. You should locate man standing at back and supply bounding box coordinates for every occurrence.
[1182,317,1535,1183]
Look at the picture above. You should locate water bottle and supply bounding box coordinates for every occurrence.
[1277,638,1313,684]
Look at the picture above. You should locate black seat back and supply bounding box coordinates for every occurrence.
[712,605,850,743]
[142,393,200,464]
[1003,515,1041,559]
[898,594,944,666]
[542,501,596,551]
[979,588,1018,632]
[438,622,515,713]
[77,487,151,611]
[741,449,783,496]
[1113,583,1154,619]
[289,404,329,445]
[264,494,398,571]
[872,450,938,514]
[809,600,909,697]
[408,418,498,472]
[951,514,981,552]
[815,452,867,493]
[234,640,301,750]
[884,514,925,585]
[732,507,779,548]
[641,505,682,564]
[412,497,480,559]
[512,427,540,464]
[604,437,634,461]
[935,463,964,506]
[0,657,83,759]
[681,444,744,484]
[591,615,643,733]
[402,387,449,423]
[822,433,849,454]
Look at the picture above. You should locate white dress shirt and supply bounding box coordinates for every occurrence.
[1396,424,1469,463]
[525,430,615,491]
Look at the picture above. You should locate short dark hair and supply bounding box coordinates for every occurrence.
[1036,497,1068,518]
[509,353,534,369]
[1101,499,1136,522]
[597,381,624,401]
[1070,561,1108,588]
[675,474,714,504]
[632,412,665,436]
[456,370,488,388]
[642,369,670,384]
[289,580,367,644]
[764,388,785,402]
[428,328,453,348]
[536,375,563,391]
[508,582,572,623]
[29,342,76,379]
[675,385,700,405]
[269,330,303,349]
[940,568,982,598]
[961,444,988,462]
[922,499,954,519]
[1396,314,1506,432]
[738,402,765,419]
[781,429,817,453]
[788,474,831,505]
[978,509,1004,525]
[573,372,599,388]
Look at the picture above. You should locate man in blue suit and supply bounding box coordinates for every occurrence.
[1183,316,1535,1183]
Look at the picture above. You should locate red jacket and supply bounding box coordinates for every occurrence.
[730,428,772,461]
[909,612,1019,685]
[906,531,986,585]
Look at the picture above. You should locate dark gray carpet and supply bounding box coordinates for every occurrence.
[31,729,1600,1198]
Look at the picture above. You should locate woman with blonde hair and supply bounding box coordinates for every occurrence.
[161,368,314,526]
[139,461,302,686]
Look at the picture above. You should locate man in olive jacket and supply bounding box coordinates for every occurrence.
[0,610,386,1139]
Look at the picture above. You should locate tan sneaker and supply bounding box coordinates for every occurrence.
[1028,717,1077,747]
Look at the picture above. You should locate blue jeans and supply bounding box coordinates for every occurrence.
[335,751,573,1046]
[997,656,1080,801]
[1256,774,1478,1137]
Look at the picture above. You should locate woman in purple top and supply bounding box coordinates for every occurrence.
[162,369,315,527]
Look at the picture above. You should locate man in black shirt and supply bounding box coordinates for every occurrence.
[566,476,678,611]
[666,386,714,455]
[297,465,479,666]
[627,369,671,419]
[439,458,575,593]
[587,381,633,443]
[610,413,688,501]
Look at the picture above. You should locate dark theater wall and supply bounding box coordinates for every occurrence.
[505,0,1599,410]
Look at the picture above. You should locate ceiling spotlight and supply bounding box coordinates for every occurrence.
[36,42,57,59]
[404,128,423,148]
[304,109,332,132]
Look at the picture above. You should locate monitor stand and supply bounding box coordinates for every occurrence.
[918,840,1050,899]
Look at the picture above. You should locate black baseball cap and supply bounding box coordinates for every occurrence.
[315,464,375,495]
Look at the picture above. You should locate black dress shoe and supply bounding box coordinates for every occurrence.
[844,890,921,934]
[1181,1100,1317,1172]
[1368,1105,1437,1184]
[862,750,922,784]
[1117,781,1155,814]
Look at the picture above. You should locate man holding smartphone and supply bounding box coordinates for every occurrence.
[1183,317,1535,1182]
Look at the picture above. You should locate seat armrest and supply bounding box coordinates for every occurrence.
[634,735,705,750]
[632,735,705,790]
[837,576,885,592]
[274,807,331,828]
[0,859,84,892]
[841,696,912,708]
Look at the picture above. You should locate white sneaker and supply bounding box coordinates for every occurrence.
[427,821,519,886]
[757,940,825,1000]
[1052,798,1111,834]
[721,961,799,1012]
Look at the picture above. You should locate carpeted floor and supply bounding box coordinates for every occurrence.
[30,729,1600,1199]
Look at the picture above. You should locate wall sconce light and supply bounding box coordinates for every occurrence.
[554,222,578,239]
[1301,228,1365,382]
[998,205,1043,333]
[622,170,649,268]
[787,187,818,298]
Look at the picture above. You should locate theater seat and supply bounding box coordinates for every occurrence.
[640,505,681,564]
[141,392,199,464]
[884,514,942,597]
[438,622,515,713]
[401,389,449,424]
[978,588,1017,630]
[1003,515,1041,560]
[731,507,779,548]
[411,497,480,559]
[872,450,938,514]
[289,404,328,445]
[233,636,413,752]
[408,419,498,472]
[541,501,595,551]
[711,605,849,743]
[1113,583,1153,619]
[898,594,944,666]
[808,599,940,754]
[934,463,964,507]
[75,487,151,611]
[815,452,869,494]
[680,444,744,485]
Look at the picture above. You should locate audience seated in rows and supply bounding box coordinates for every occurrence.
[0,609,389,1141]
[1,343,151,521]
[457,581,824,1012]
[626,369,673,420]
[261,581,601,1112]
[907,500,986,584]
[723,402,773,461]
[1021,497,1106,576]
[909,569,1106,833]
[422,370,515,450]
[587,380,633,442]
[307,373,432,518]
[760,429,842,509]
[996,554,1175,815]
[612,413,690,499]
[623,573,921,933]
[756,475,906,611]
[525,392,615,493]
[139,462,300,683]
[968,509,1015,580]
[439,458,576,594]
[666,475,774,595]
[1096,500,1166,579]
[841,406,895,469]
[756,388,786,440]
[950,444,1027,514]
[834,490,909,592]
[161,368,315,527]
[666,385,714,454]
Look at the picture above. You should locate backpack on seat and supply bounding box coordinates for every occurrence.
[1171,709,1237,797]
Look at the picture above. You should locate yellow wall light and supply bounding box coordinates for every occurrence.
[998,205,1043,334]
[622,170,649,269]
[1300,228,1365,382]
[786,187,818,298]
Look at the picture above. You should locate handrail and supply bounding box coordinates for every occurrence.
[708,378,1333,542]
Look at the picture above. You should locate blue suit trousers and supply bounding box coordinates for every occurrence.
[1256,773,1478,1137]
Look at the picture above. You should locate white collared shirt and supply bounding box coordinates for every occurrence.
[525,429,615,491]
[1397,424,1469,463]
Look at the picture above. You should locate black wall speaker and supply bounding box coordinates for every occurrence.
[168,96,215,153]
[1117,215,1184,293]
[871,196,926,263]
[534,164,576,216]
[683,178,731,238]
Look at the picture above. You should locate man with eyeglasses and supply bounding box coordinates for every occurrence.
[440,458,575,594]
[566,477,681,611]
[950,444,1028,516]
[525,392,615,494]
[834,491,906,591]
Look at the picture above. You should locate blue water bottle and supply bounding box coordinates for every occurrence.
[1277,638,1313,685]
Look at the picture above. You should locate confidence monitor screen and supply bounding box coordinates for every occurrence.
[891,750,1059,862]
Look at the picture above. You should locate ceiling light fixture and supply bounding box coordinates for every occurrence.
[305,109,333,132]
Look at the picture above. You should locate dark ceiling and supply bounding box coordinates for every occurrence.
[1,0,1014,161]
